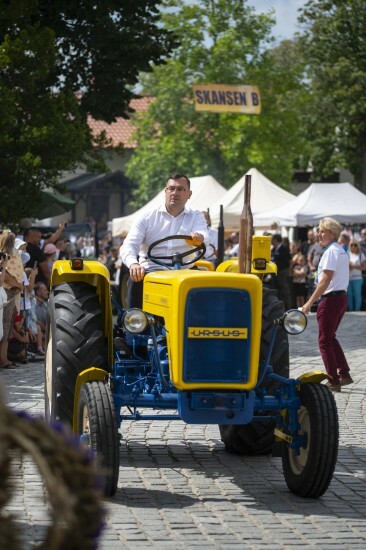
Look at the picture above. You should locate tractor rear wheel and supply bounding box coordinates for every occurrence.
[78,380,120,496]
[219,288,289,455]
[45,282,106,426]
[282,383,338,498]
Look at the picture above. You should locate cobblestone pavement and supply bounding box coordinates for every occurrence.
[2,312,366,549]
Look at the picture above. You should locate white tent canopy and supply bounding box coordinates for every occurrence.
[209,168,295,229]
[253,182,366,227]
[112,175,226,236]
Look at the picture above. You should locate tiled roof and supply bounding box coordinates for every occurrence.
[87,97,154,148]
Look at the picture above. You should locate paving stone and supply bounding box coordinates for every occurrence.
[3,312,366,548]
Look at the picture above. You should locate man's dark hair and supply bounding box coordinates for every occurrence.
[55,236,66,244]
[24,227,41,238]
[272,233,282,244]
[166,173,190,189]
[34,281,47,295]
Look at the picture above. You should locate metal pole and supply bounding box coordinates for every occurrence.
[217,204,225,264]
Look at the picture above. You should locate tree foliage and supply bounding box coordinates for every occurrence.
[125,0,309,205]
[299,0,366,191]
[0,0,174,225]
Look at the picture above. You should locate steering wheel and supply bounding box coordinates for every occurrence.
[147,235,206,269]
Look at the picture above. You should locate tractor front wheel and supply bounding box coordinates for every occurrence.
[282,382,338,498]
[78,380,120,497]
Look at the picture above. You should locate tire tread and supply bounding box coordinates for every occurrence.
[282,382,339,498]
[79,381,119,496]
[46,282,106,425]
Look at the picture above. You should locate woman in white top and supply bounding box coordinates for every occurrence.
[348,240,366,311]
[300,217,351,392]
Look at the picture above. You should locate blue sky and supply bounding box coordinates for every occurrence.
[246,0,306,41]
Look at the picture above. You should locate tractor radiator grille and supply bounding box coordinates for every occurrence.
[183,288,251,383]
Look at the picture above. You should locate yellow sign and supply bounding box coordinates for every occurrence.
[188,327,248,339]
[192,84,261,114]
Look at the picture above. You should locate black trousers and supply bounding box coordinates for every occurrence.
[127,279,143,309]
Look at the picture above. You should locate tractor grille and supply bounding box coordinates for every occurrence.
[183,288,251,384]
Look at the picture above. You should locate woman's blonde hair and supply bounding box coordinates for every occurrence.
[0,230,15,255]
[319,218,343,240]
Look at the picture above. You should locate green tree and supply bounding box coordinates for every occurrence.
[0,0,174,225]
[125,0,309,205]
[299,0,366,192]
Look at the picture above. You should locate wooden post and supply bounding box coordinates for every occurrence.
[238,175,253,273]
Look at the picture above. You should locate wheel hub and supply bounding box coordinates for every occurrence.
[80,406,91,448]
[288,406,310,475]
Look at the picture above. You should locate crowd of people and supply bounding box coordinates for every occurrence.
[0,222,73,369]
[223,227,366,313]
[271,228,366,312]
[101,217,366,312]
[1,201,366,371]
[0,217,122,369]
[97,230,124,286]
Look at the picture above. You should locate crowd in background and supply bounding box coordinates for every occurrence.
[269,228,366,312]
[2,216,366,369]
[0,216,124,369]
[0,221,75,368]
[224,227,366,312]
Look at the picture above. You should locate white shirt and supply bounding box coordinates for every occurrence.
[349,251,366,281]
[22,271,30,309]
[228,243,239,257]
[318,242,349,293]
[120,204,208,272]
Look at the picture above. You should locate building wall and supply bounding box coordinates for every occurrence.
[105,149,133,171]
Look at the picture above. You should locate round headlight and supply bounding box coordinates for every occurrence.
[283,309,307,335]
[122,308,148,333]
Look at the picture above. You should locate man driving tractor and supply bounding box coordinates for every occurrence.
[120,173,208,308]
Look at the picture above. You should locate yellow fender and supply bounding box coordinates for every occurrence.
[194,259,215,271]
[73,367,109,433]
[50,259,114,370]
[216,259,239,272]
[297,370,330,384]
[50,258,110,288]
[275,370,330,442]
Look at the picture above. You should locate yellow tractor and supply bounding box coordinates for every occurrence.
[45,179,338,498]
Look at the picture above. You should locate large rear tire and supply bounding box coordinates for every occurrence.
[219,288,289,455]
[282,383,338,498]
[45,282,106,426]
[78,380,120,497]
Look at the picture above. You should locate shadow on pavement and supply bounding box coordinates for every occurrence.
[112,439,366,517]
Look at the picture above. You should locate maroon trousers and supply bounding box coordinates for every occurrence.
[316,294,349,384]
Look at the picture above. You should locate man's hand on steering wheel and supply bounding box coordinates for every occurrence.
[185,232,204,246]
